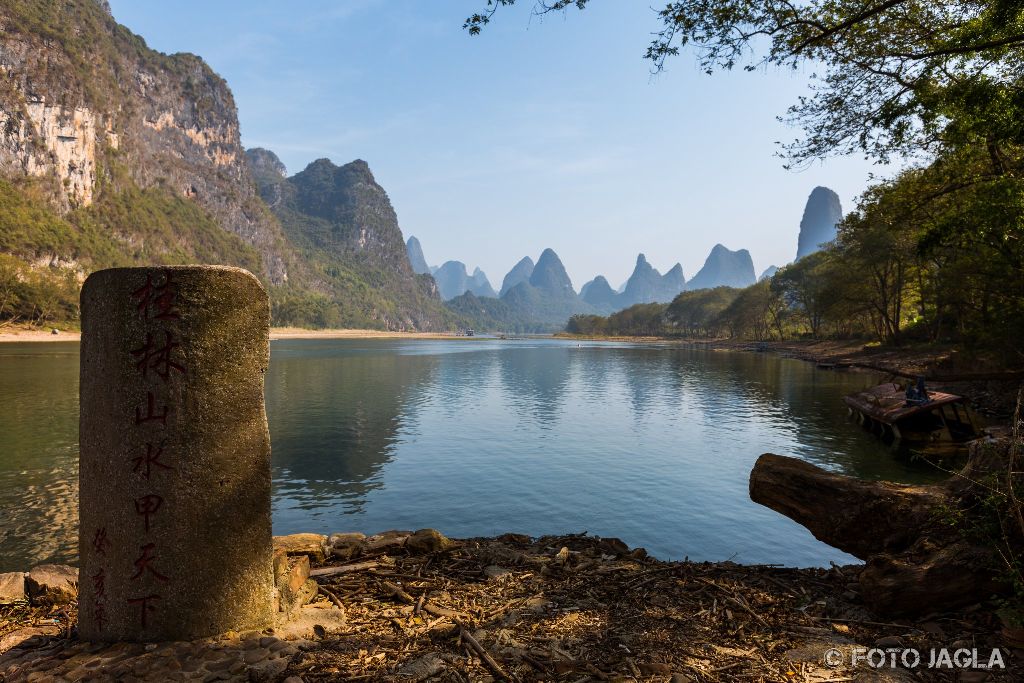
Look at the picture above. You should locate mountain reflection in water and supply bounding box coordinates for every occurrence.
[0,338,947,571]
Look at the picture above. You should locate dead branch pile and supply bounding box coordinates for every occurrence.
[282,531,1015,682]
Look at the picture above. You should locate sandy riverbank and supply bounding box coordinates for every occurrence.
[0,327,80,342]
[268,327,468,340]
[0,326,474,343]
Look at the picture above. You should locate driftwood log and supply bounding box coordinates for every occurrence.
[749,446,1014,616]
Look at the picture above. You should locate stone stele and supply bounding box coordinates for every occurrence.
[78,266,273,641]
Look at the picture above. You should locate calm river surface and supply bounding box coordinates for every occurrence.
[0,337,947,572]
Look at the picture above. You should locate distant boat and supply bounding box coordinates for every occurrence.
[843,382,981,445]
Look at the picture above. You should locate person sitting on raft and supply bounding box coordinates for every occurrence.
[905,376,930,406]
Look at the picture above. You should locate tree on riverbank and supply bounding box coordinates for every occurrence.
[473,2,1022,360]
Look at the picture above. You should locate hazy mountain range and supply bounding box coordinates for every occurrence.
[413,184,841,330]
[0,0,844,334]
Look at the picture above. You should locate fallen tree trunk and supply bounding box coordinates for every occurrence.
[749,454,946,559]
[749,447,1012,616]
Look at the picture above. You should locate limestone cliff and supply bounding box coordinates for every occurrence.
[0,0,289,283]
[406,236,430,275]
[796,187,843,260]
[249,154,454,330]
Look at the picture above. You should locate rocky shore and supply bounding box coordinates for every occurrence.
[0,530,1017,682]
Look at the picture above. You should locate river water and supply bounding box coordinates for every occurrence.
[0,337,947,571]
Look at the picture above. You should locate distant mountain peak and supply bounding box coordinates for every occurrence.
[580,275,617,307]
[245,148,286,178]
[500,256,535,297]
[406,236,430,275]
[614,251,685,306]
[796,186,842,260]
[432,259,496,299]
[530,248,575,295]
[688,244,756,290]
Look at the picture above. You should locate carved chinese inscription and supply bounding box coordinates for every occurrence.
[79,266,274,641]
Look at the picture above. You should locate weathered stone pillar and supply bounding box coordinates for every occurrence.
[78,266,273,641]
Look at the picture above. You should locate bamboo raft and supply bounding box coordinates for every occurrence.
[843,382,981,445]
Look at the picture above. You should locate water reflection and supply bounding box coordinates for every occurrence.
[266,340,438,523]
[498,346,572,430]
[0,338,951,571]
[0,343,80,571]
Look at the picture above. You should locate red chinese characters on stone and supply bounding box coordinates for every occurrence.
[132,443,172,480]
[92,568,107,631]
[127,594,161,629]
[131,331,186,382]
[92,527,109,556]
[132,272,181,321]
[131,543,169,583]
[134,494,163,533]
[134,392,169,426]
[122,272,188,633]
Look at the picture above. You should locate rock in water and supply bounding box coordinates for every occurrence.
[78,266,273,641]
[795,186,843,260]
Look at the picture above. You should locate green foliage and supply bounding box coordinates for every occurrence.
[1,1,222,112]
[467,1,1024,166]
[931,414,1024,613]
[0,180,83,256]
[73,185,262,272]
[272,222,458,331]
[565,314,607,335]
[665,287,740,337]
[0,252,79,326]
[0,179,265,327]
[447,291,555,333]
[567,303,667,336]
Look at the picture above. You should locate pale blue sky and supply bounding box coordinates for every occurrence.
[109,0,889,288]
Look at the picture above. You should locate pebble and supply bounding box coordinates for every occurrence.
[874,635,903,648]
